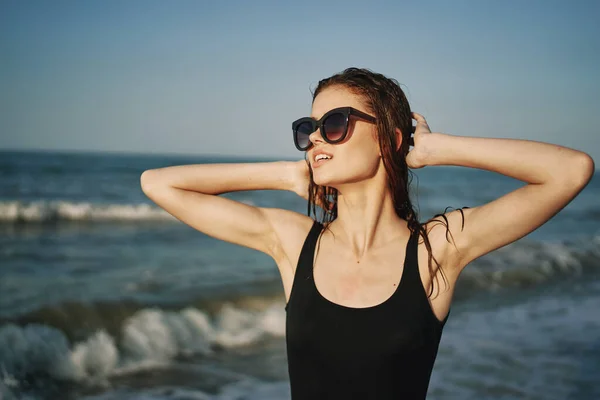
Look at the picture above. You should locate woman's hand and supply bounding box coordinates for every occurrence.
[291,159,311,201]
[290,160,334,211]
[406,112,435,169]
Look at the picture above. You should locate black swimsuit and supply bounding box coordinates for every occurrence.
[285,220,449,399]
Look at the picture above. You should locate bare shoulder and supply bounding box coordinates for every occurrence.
[261,208,315,271]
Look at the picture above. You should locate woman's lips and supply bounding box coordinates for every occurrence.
[313,157,332,168]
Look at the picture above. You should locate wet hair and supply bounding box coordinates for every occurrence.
[305,67,467,299]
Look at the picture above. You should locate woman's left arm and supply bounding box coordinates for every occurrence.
[411,114,595,272]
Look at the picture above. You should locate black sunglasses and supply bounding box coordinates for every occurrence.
[292,107,377,151]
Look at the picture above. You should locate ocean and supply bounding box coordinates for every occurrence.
[0,150,598,400]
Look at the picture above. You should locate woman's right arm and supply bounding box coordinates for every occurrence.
[140,160,311,262]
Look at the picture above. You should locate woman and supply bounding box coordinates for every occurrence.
[140,68,594,399]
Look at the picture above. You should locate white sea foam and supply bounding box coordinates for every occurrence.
[70,330,118,381]
[0,301,286,385]
[0,200,255,223]
[0,201,174,222]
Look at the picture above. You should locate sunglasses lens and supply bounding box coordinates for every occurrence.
[323,112,347,142]
[295,121,314,150]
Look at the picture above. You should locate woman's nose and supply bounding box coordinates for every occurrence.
[309,128,324,145]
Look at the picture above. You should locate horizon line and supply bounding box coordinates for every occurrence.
[1,146,597,172]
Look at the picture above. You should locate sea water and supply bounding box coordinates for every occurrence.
[0,150,598,400]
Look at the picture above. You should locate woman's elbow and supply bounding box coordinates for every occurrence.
[140,169,162,195]
[574,153,595,187]
[561,152,595,189]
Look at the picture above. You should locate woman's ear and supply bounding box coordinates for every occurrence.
[395,128,403,151]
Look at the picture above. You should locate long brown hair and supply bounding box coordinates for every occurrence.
[305,67,465,298]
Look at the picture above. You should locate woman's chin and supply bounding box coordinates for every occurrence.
[313,175,339,188]
[312,166,351,188]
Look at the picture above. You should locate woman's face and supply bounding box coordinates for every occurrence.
[308,86,382,188]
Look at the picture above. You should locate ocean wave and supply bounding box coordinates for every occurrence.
[0,301,285,390]
[0,200,256,223]
[0,200,175,223]
[1,235,598,393]
[456,234,600,295]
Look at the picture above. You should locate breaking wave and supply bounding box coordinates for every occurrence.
[0,199,252,223]
[0,201,174,223]
[0,300,285,390]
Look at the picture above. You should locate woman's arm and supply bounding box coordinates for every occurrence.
[140,161,310,261]
[413,115,595,271]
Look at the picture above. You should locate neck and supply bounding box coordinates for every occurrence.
[327,175,408,262]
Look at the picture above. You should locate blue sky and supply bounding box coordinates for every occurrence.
[1,0,599,162]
